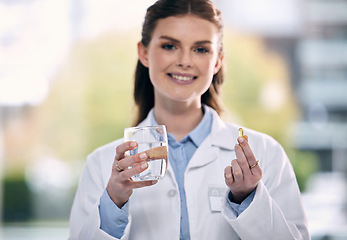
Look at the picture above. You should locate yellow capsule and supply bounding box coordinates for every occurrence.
[239,128,244,137]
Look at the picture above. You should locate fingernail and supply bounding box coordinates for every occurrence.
[152,180,158,184]
[141,162,148,169]
[130,141,137,147]
[238,137,244,143]
[140,153,147,160]
[225,173,232,179]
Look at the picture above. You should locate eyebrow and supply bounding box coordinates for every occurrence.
[159,36,212,45]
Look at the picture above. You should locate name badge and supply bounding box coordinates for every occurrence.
[208,186,227,212]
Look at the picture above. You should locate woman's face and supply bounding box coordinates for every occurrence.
[138,14,223,106]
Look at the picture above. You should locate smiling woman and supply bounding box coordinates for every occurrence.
[133,0,225,127]
[68,0,309,239]
[137,14,223,124]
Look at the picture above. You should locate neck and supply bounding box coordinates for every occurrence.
[154,101,204,142]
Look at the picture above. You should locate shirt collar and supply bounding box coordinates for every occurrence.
[150,105,212,147]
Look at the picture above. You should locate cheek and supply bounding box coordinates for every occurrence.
[148,62,166,89]
[148,47,170,63]
[199,59,218,77]
[148,52,169,73]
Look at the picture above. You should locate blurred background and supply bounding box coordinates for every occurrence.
[0,0,346,239]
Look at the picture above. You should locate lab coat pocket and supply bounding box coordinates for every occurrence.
[208,186,228,212]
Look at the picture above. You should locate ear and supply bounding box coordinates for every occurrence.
[138,41,149,68]
[213,52,224,75]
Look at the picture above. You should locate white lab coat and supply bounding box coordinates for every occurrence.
[69,107,310,240]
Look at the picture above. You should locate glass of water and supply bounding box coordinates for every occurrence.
[124,125,168,181]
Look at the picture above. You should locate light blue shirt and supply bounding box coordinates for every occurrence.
[154,107,212,240]
[99,106,255,239]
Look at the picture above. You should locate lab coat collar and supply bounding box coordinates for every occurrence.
[185,108,237,169]
[209,109,238,151]
[138,106,238,152]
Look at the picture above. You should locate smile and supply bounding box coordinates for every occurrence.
[168,73,197,82]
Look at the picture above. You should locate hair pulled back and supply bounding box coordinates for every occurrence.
[133,0,224,126]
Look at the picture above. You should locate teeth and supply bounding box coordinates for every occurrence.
[172,75,194,81]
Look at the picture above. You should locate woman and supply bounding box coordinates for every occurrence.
[69,0,309,239]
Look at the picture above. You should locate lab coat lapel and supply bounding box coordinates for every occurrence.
[210,110,238,151]
[187,109,237,169]
[188,135,218,169]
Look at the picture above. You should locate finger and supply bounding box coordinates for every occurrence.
[133,180,158,188]
[224,165,234,184]
[250,160,262,176]
[117,152,148,170]
[119,161,148,180]
[244,135,248,142]
[115,160,123,172]
[234,144,252,176]
[115,141,138,160]
[231,159,243,183]
[237,136,258,168]
[249,160,261,173]
[237,137,262,175]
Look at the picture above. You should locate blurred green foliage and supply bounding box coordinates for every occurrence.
[2,175,32,222]
[221,31,298,145]
[287,150,319,191]
[38,31,138,159]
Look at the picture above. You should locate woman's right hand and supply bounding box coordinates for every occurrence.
[106,141,158,208]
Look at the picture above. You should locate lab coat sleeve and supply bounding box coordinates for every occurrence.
[221,140,310,240]
[99,189,129,238]
[68,149,132,240]
[227,190,255,217]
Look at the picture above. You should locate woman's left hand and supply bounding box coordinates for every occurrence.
[224,136,262,204]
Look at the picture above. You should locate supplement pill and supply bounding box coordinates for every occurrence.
[239,128,244,137]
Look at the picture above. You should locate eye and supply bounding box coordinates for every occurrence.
[194,47,209,54]
[161,43,176,51]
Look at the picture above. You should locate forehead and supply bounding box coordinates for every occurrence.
[152,15,219,42]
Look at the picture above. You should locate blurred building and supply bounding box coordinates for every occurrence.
[293,0,347,237]
[293,0,347,173]
[219,0,347,174]
[219,1,347,236]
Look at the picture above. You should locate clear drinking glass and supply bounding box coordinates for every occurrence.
[124,125,168,181]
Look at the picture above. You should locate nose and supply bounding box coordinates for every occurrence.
[176,49,193,68]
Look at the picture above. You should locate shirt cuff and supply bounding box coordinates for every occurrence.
[99,188,129,238]
[227,190,256,217]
